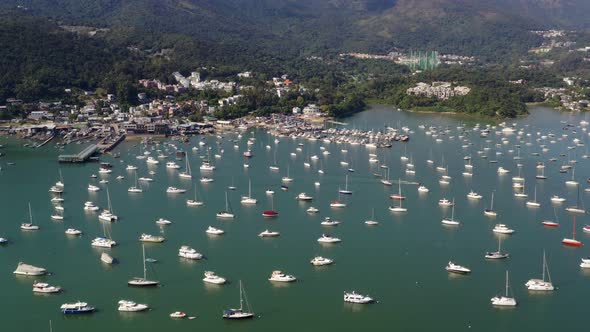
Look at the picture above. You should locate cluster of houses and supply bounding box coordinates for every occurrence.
[534,86,589,112]
[139,71,237,94]
[406,82,471,100]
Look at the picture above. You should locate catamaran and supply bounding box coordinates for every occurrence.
[92,221,116,248]
[525,251,554,291]
[98,187,118,222]
[491,271,517,307]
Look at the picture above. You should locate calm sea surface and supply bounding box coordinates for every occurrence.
[1,105,589,331]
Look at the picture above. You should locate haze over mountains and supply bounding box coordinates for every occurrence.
[5,0,589,57]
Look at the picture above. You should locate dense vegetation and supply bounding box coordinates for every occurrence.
[1,0,589,120]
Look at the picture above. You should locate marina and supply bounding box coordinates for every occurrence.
[2,105,590,331]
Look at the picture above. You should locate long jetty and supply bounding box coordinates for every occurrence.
[98,134,125,153]
[58,144,98,163]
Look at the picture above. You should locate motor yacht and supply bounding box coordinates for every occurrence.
[61,302,95,314]
[83,201,99,211]
[296,193,313,201]
[203,271,226,285]
[118,300,149,312]
[310,256,334,266]
[417,185,429,193]
[155,218,172,225]
[438,198,454,207]
[343,291,374,304]
[445,261,471,274]
[206,226,225,235]
[87,184,100,192]
[170,311,187,318]
[321,217,341,226]
[493,224,515,234]
[178,246,203,260]
[317,234,341,243]
[268,270,296,282]
[92,237,117,248]
[550,195,566,203]
[65,228,82,235]
[258,229,280,237]
[33,282,62,293]
[467,191,483,199]
[139,233,165,243]
[166,161,180,169]
[329,200,346,208]
[306,206,319,213]
[166,187,186,194]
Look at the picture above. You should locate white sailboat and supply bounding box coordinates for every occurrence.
[128,170,143,193]
[222,281,254,319]
[565,167,579,186]
[338,175,353,195]
[441,199,460,225]
[240,179,257,204]
[187,183,204,206]
[526,186,540,207]
[128,244,160,287]
[491,271,517,307]
[20,203,40,230]
[364,208,379,225]
[485,237,509,259]
[99,187,118,222]
[281,165,293,183]
[179,155,192,178]
[91,221,116,248]
[484,191,497,216]
[525,251,555,291]
[216,192,235,218]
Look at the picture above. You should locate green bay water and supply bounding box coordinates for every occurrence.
[1,105,589,331]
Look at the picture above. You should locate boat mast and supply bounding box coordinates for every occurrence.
[106,187,113,213]
[142,244,147,280]
[28,202,33,224]
[505,270,509,297]
[225,191,229,211]
[544,250,552,283]
[573,216,577,240]
[239,280,243,311]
